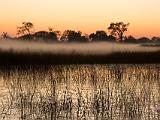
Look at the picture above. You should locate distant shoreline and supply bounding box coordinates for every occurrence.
[0,50,160,65]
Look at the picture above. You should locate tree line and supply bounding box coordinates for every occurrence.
[1,21,160,44]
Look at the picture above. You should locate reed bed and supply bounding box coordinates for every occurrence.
[0,65,159,120]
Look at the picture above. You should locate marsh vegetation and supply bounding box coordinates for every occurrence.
[0,64,159,120]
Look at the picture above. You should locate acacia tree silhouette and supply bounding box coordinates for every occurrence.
[108,22,129,42]
[17,22,34,36]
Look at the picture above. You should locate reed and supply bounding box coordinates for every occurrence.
[0,65,159,120]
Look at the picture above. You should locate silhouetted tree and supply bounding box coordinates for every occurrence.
[107,35,116,42]
[124,35,137,43]
[89,33,95,41]
[48,27,53,32]
[17,22,34,39]
[33,31,48,40]
[137,37,151,43]
[33,31,58,42]
[48,32,58,41]
[1,32,10,39]
[89,31,116,42]
[108,22,129,42]
[54,31,61,41]
[60,30,68,41]
[60,30,88,42]
[152,37,160,43]
[48,27,61,40]
[89,31,108,41]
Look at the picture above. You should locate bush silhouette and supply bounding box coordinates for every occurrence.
[60,30,89,42]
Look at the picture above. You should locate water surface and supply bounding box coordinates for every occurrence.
[0,65,159,120]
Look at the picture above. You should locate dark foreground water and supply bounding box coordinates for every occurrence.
[0,65,159,120]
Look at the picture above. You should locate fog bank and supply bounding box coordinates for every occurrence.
[0,39,159,55]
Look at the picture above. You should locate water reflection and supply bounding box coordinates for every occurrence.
[0,65,159,120]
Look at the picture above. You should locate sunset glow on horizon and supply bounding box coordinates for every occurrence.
[0,0,160,38]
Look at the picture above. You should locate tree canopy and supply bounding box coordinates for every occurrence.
[17,22,34,36]
[2,21,159,44]
[1,32,10,39]
[89,31,108,41]
[108,22,129,42]
[60,30,88,42]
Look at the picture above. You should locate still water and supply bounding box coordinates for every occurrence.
[0,65,159,120]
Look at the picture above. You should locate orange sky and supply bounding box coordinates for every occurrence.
[0,0,160,38]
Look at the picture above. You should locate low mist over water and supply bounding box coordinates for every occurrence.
[0,39,160,55]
